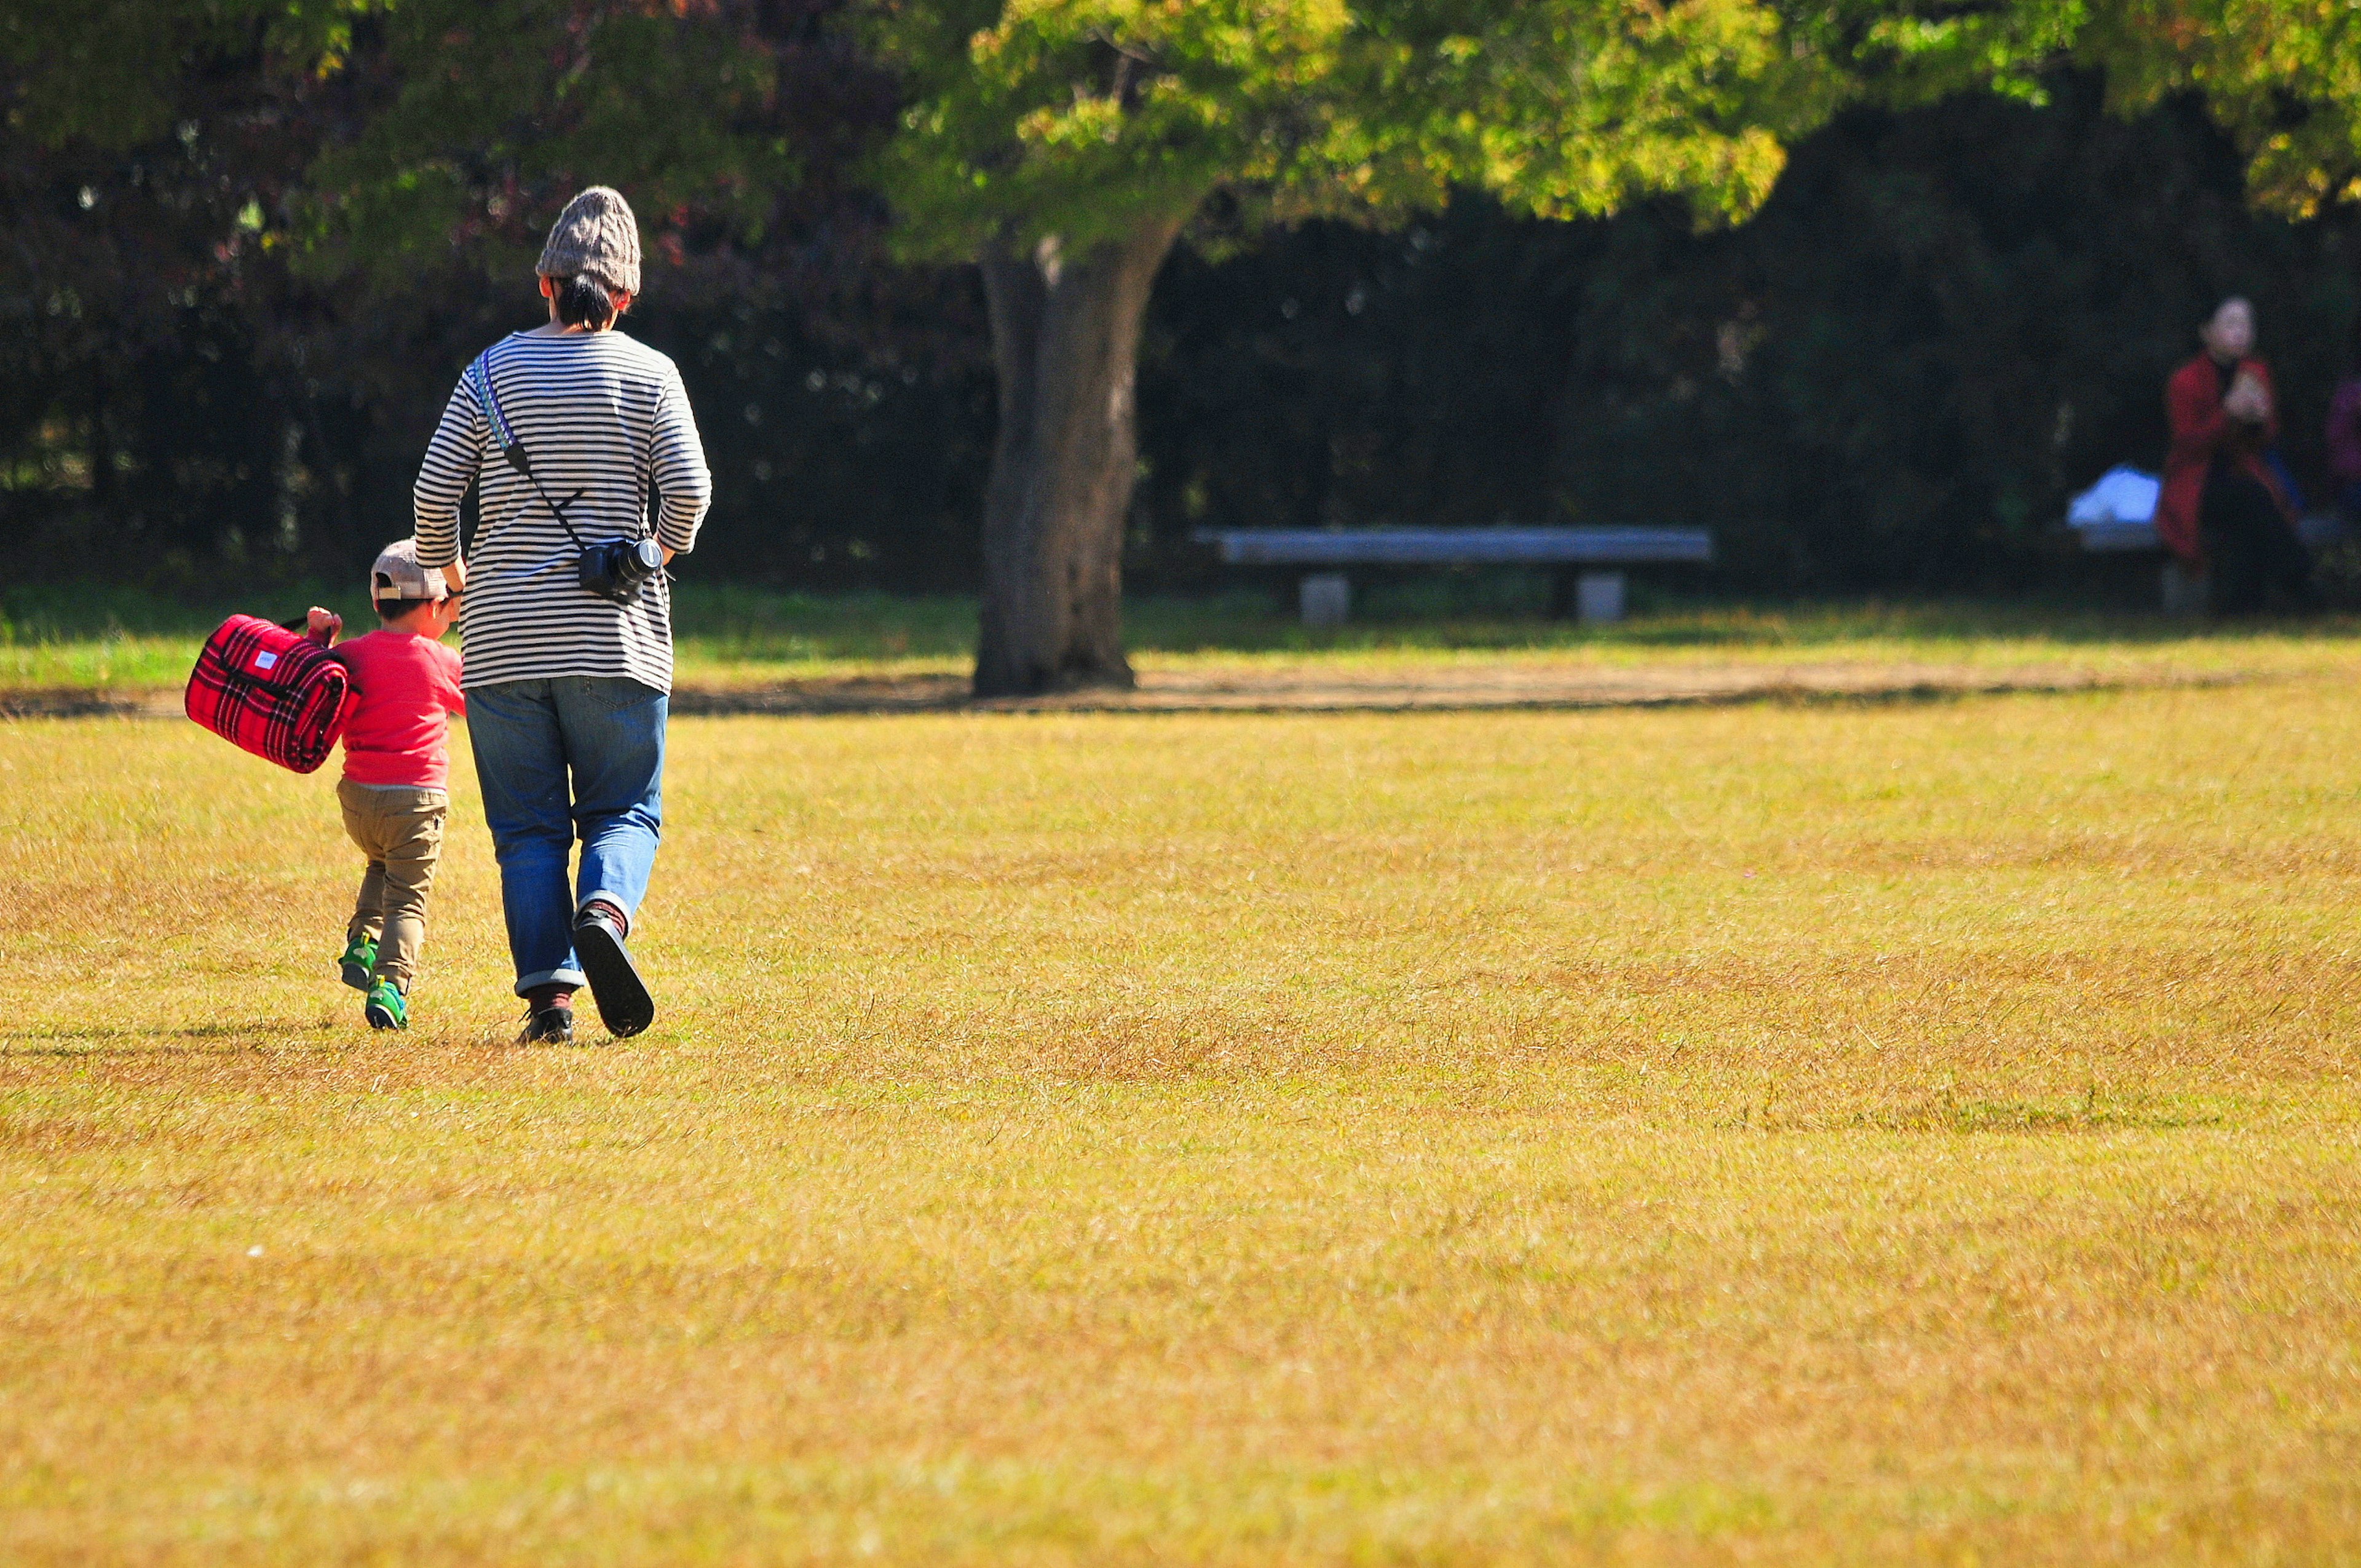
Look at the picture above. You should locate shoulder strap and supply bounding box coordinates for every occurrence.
[465,350,524,461]
[464,343,651,548]
[464,347,595,553]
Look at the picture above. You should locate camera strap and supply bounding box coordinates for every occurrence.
[464,350,597,555]
[466,347,656,553]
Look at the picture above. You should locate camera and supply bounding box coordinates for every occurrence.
[578,537,664,604]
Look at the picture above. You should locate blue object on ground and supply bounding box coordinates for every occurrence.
[2066,466,2161,529]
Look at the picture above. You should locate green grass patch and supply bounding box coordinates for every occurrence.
[12,577,2361,692]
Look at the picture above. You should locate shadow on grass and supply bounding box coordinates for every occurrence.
[0,1023,638,1055]
[658,668,2253,718]
[1718,1094,2244,1134]
[673,586,2361,662]
[2,1023,373,1055]
[13,579,2361,668]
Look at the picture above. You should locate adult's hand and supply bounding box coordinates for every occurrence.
[2226,372,2271,422]
[306,607,343,643]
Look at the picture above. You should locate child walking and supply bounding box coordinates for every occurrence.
[307,540,466,1030]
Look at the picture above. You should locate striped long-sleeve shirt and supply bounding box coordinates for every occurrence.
[414,328,711,692]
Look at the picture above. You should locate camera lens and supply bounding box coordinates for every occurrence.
[579,536,662,603]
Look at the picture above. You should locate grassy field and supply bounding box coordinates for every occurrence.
[4,624,2359,1563]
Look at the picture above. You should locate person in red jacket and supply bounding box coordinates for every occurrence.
[2156,296,2314,614]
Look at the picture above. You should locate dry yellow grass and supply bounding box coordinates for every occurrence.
[3,642,2359,1564]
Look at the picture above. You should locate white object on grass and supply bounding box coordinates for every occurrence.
[2068,465,2161,527]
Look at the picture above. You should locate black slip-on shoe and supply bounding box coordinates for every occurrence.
[573,911,654,1039]
[518,1004,574,1045]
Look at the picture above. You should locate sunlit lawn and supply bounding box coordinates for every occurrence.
[2,628,2358,1562]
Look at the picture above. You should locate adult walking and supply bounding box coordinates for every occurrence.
[2156,296,2313,616]
[414,187,713,1043]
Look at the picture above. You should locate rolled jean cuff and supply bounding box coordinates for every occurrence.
[514,965,588,998]
[576,890,636,924]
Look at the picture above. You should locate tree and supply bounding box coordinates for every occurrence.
[1787,0,2361,218]
[2074,0,2361,218]
[0,1,894,576]
[868,0,1816,694]
[0,2,360,568]
[871,0,2361,693]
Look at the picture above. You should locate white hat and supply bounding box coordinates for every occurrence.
[371,538,452,603]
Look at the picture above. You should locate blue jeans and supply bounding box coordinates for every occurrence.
[467,677,666,997]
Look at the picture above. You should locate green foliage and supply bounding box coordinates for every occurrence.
[2076,0,2361,216]
[1783,0,2095,107]
[297,1,805,287]
[0,1,355,148]
[869,0,2361,259]
[1,2,817,288]
[867,0,1822,259]
[8,0,2361,267]
[1790,0,2361,216]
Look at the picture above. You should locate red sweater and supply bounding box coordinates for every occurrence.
[329,629,466,788]
[2156,354,2291,563]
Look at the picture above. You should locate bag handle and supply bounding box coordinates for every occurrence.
[274,614,336,646]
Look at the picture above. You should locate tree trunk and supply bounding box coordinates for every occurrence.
[973,216,1183,697]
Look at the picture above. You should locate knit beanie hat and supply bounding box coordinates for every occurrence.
[536,186,642,296]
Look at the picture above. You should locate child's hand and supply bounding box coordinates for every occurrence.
[306,607,343,643]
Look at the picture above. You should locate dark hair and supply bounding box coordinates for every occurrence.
[376,596,441,622]
[2207,294,2253,327]
[552,274,617,330]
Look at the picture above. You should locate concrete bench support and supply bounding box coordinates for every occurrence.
[1575,570,1626,624]
[1299,572,1351,628]
[2161,560,2207,617]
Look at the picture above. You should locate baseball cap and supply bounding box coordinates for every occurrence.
[371,538,454,604]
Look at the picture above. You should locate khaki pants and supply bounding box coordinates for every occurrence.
[339,781,448,991]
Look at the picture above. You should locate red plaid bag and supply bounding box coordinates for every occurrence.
[184,615,354,774]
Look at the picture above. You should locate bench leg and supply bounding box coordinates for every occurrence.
[1576,569,1626,624]
[2161,560,2207,616]
[1300,572,1350,628]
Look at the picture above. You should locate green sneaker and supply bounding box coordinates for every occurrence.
[364,978,408,1031]
[339,935,378,992]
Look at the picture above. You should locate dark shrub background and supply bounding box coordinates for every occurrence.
[4,73,2356,598]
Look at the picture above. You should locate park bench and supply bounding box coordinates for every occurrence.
[1191,526,1715,626]
[2070,513,2349,614]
